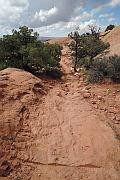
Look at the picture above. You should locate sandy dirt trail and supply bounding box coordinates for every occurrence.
[2,46,119,180]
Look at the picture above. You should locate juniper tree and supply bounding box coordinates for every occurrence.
[68,25,110,71]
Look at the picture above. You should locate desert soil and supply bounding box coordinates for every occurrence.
[0,46,120,180]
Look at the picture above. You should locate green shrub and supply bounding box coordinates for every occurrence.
[87,69,104,83]
[0,26,62,78]
[107,55,120,82]
[44,67,63,78]
[68,27,109,71]
[87,56,120,83]
[77,57,94,70]
[87,59,107,83]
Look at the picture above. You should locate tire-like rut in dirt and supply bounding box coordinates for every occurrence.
[3,47,120,180]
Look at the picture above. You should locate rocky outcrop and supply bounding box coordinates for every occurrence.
[102,26,120,56]
[0,68,46,178]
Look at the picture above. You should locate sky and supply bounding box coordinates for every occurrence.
[0,0,120,37]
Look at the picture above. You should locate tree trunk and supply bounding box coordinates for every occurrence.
[74,41,78,72]
[74,62,77,72]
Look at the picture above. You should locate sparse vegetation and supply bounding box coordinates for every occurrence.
[87,56,120,83]
[105,24,115,32]
[0,26,63,78]
[69,25,120,83]
[68,25,110,72]
[106,55,120,82]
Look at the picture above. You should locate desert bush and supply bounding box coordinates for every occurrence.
[77,57,92,70]
[87,55,120,83]
[105,25,115,32]
[44,67,63,78]
[106,55,120,82]
[87,59,108,83]
[68,26,109,72]
[0,26,62,78]
[87,69,104,83]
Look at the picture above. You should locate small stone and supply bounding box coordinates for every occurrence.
[107,89,111,93]
[86,86,91,90]
[91,100,97,104]
[100,107,107,111]
[93,104,98,109]
[74,72,80,77]
[113,92,116,96]
[109,108,118,114]
[65,83,70,87]
[98,96,102,100]
[12,161,21,169]
[83,93,91,98]
[114,121,120,124]
[116,116,120,121]
[49,85,53,89]
[81,88,89,93]
[117,90,120,92]
[113,116,120,122]
[57,92,62,97]
[84,82,89,86]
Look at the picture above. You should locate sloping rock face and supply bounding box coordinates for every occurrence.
[0,68,46,178]
[102,26,120,56]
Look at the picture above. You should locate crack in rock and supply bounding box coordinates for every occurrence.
[17,158,101,169]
